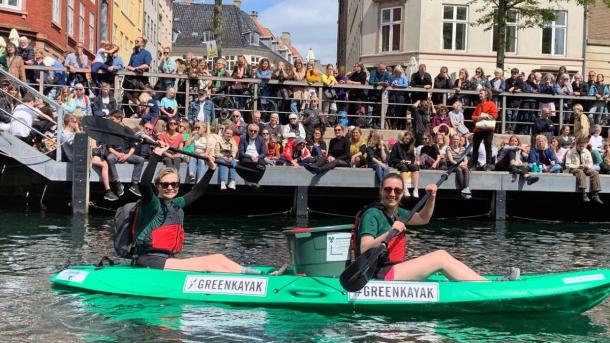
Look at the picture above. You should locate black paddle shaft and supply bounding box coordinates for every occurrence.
[339,144,473,292]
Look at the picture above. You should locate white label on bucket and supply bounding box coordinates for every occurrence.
[56,269,89,283]
[348,281,439,302]
[562,274,605,284]
[326,232,352,262]
[183,276,268,297]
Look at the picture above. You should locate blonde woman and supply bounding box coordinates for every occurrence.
[160,87,179,122]
[365,130,390,186]
[289,59,306,113]
[187,122,216,183]
[321,64,338,114]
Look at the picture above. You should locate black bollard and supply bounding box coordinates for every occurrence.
[72,132,91,215]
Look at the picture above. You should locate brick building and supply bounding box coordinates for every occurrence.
[586,1,610,76]
[0,0,112,59]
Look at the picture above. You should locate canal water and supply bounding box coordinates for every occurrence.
[0,210,608,342]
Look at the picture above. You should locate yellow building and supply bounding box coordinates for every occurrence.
[112,0,144,62]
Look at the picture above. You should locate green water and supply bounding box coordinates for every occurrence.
[0,211,608,342]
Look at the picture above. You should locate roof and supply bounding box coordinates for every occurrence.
[250,16,273,38]
[290,46,302,60]
[173,3,263,49]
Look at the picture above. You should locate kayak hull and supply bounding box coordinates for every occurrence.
[50,266,610,315]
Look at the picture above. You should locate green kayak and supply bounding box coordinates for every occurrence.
[50,266,610,315]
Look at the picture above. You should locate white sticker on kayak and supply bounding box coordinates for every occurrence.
[326,232,351,262]
[348,281,439,302]
[183,276,268,297]
[562,274,606,285]
[56,269,89,283]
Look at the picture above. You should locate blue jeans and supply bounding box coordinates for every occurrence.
[188,157,208,181]
[546,164,562,173]
[371,164,390,186]
[218,159,237,183]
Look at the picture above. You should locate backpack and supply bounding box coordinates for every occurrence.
[350,202,386,260]
[112,201,142,259]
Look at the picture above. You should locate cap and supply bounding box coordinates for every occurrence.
[295,136,305,145]
[285,132,296,139]
[289,113,298,119]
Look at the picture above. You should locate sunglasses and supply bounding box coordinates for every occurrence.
[159,182,179,189]
[262,132,269,135]
[334,129,342,132]
[249,130,258,133]
[169,122,178,126]
[193,126,201,129]
[383,187,403,195]
[144,127,153,131]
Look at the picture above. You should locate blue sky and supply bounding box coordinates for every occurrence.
[192,0,338,64]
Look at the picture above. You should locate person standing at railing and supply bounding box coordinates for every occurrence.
[186,57,204,99]
[346,63,368,124]
[519,72,539,135]
[533,107,554,144]
[587,73,609,126]
[409,64,432,102]
[256,58,273,112]
[486,68,505,108]
[387,65,409,130]
[230,55,251,110]
[17,37,34,82]
[5,42,26,83]
[471,88,498,171]
[122,37,152,114]
[158,47,176,92]
[368,63,391,128]
[504,68,524,134]
[538,74,560,119]
[64,42,89,89]
[271,60,291,116]
[432,66,452,104]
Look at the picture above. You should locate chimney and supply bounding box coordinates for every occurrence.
[281,32,291,47]
[250,11,258,18]
[234,0,241,8]
[180,0,192,4]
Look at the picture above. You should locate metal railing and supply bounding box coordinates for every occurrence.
[15,65,607,135]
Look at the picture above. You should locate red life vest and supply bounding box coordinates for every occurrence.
[137,201,185,255]
[352,203,406,264]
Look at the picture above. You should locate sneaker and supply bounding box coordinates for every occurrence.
[104,190,119,202]
[188,175,196,184]
[129,183,141,197]
[412,189,419,198]
[220,181,227,190]
[591,193,604,205]
[526,176,539,185]
[498,267,521,281]
[582,192,590,203]
[403,189,411,198]
[462,193,472,200]
[461,187,472,195]
[228,181,236,190]
[113,182,124,197]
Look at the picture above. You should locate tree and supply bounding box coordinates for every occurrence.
[469,0,610,69]
[213,0,223,58]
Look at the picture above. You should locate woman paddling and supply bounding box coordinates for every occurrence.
[134,143,262,274]
[357,173,519,281]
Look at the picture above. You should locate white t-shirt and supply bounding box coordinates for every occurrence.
[589,135,603,151]
[245,139,258,158]
[59,130,75,161]
[9,104,37,138]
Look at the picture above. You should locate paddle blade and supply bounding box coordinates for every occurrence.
[82,116,141,146]
[339,246,386,292]
[236,161,266,184]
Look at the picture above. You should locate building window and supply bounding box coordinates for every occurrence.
[67,0,74,37]
[52,0,61,24]
[492,9,517,53]
[79,3,85,43]
[442,5,468,51]
[89,12,95,51]
[250,56,260,64]
[249,32,260,46]
[542,11,566,56]
[380,7,401,52]
[226,55,236,71]
[0,0,22,10]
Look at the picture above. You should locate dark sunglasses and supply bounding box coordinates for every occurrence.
[159,182,179,189]
[383,187,403,195]
[249,129,258,133]
[144,127,153,131]
[169,122,178,126]
[334,129,342,132]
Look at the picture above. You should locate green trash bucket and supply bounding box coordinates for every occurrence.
[283,224,353,277]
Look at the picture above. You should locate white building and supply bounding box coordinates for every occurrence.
[337,0,585,76]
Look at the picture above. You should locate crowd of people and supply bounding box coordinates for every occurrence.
[0,36,608,204]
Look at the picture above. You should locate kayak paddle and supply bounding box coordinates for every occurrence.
[339,144,473,292]
[81,116,266,185]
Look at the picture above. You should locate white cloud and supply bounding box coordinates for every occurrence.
[257,0,338,65]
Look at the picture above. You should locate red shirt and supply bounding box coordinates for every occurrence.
[471,100,498,132]
[158,131,184,149]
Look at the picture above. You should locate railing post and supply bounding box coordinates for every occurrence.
[252,83,259,112]
[442,92,447,106]
[185,78,190,112]
[380,89,388,130]
[558,98,564,129]
[293,186,308,218]
[113,75,121,103]
[318,86,324,113]
[501,94,507,134]
[56,107,64,162]
[38,75,44,94]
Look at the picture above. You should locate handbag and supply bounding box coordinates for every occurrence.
[475,118,496,130]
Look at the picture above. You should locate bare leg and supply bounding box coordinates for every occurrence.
[411,170,420,191]
[164,253,243,273]
[92,156,111,191]
[391,250,487,281]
